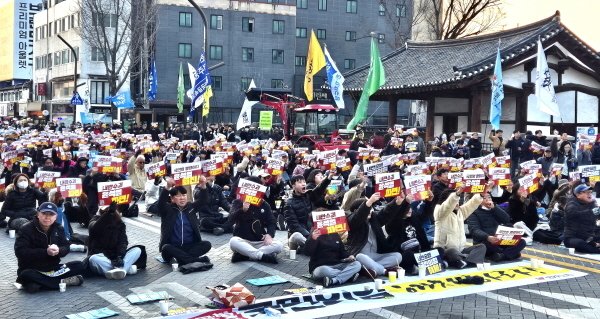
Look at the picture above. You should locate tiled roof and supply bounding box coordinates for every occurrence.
[344,12,600,93]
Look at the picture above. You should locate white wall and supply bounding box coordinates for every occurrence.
[563,68,600,89]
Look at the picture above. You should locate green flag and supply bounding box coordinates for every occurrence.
[177,62,184,113]
[347,38,386,130]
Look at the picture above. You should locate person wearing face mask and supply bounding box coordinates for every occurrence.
[68,157,89,178]
[0,173,47,232]
[467,192,527,262]
[563,184,600,253]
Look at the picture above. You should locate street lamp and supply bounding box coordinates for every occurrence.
[187,0,208,128]
[56,34,78,124]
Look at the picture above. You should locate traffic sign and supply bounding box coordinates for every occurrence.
[71,91,84,105]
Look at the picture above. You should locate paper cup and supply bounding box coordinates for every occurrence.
[159,300,170,315]
[289,249,297,260]
[418,266,426,278]
[171,263,179,272]
[537,260,545,267]
[374,278,383,290]
[483,262,491,270]
[476,263,485,271]
[388,271,397,283]
[397,268,406,279]
[59,283,66,292]
[315,285,323,292]
[568,248,575,254]
[8,230,15,239]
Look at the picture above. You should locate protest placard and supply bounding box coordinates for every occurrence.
[382,154,403,167]
[0,178,4,193]
[171,162,203,186]
[35,170,61,189]
[550,163,563,177]
[569,171,581,182]
[414,249,444,275]
[97,180,132,206]
[364,161,386,177]
[405,142,418,152]
[448,172,463,189]
[404,175,431,201]
[311,209,348,235]
[449,158,464,172]
[495,155,511,168]
[578,165,600,183]
[462,169,486,193]
[2,149,24,166]
[489,167,511,186]
[265,157,285,176]
[578,136,594,151]
[164,151,182,163]
[236,178,267,206]
[494,225,525,246]
[405,163,429,175]
[357,147,371,161]
[145,161,167,179]
[529,141,545,155]
[56,178,83,198]
[518,173,540,195]
[318,150,337,171]
[202,158,225,176]
[93,156,123,174]
[375,172,402,198]
[336,158,352,172]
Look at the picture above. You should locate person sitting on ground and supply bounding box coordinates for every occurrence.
[14,202,85,293]
[157,185,212,266]
[563,184,600,253]
[144,176,170,215]
[467,193,526,262]
[0,173,47,231]
[346,193,403,278]
[341,178,366,213]
[87,202,142,280]
[228,176,282,264]
[433,186,488,268]
[67,157,89,179]
[193,175,232,235]
[306,228,361,287]
[507,182,540,231]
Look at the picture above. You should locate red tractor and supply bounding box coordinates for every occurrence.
[245,88,352,151]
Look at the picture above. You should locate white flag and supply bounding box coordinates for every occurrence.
[535,39,560,117]
[236,79,258,130]
[186,62,203,108]
[324,46,345,109]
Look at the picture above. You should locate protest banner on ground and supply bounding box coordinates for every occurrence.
[404,175,431,201]
[56,178,83,198]
[494,225,525,246]
[97,180,132,206]
[236,178,267,206]
[171,162,203,186]
[518,173,540,195]
[311,209,348,235]
[375,172,401,198]
[414,249,444,275]
[489,167,511,186]
[35,170,61,189]
[462,169,486,193]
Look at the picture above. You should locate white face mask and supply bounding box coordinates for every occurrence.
[17,181,28,189]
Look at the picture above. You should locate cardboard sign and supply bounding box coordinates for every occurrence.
[358,147,371,161]
[145,161,166,179]
[404,175,431,201]
[364,161,386,177]
[578,165,600,183]
[550,163,563,177]
[236,178,267,206]
[171,162,203,186]
[462,169,486,193]
[311,209,348,235]
[495,155,511,168]
[448,172,464,189]
[489,167,511,186]
[405,142,418,152]
[97,180,132,206]
[2,149,24,166]
[518,173,540,195]
[494,225,525,246]
[56,178,83,198]
[529,141,545,155]
[414,249,444,275]
[375,172,402,198]
[202,158,224,176]
[35,170,61,189]
[93,156,123,174]
[318,150,337,171]
[336,158,352,172]
[164,151,182,163]
[265,157,285,176]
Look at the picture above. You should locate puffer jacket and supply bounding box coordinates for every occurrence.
[156,189,204,251]
[283,177,330,237]
[467,206,512,245]
[14,218,70,275]
[564,197,598,241]
[193,183,231,217]
[346,200,396,256]
[1,187,47,219]
[88,212,128,260]
[433,192,482,251]
[229,199,276,242]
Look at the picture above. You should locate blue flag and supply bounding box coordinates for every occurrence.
[191,52,210,111]
[148,59,157,101]
[106,91,134,109]
[324,46,345,109]
[490,46,504,130]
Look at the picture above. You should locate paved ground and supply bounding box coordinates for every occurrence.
[3,203,600,319]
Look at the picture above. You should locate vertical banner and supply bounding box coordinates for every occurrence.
[259,111,273,131]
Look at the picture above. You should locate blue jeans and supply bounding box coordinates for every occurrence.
[88,247,142,275]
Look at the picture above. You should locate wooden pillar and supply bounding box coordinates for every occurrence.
[425,98,435,143]
[517,83,534,132]
[388,96,399,128]
[470,87,483,133]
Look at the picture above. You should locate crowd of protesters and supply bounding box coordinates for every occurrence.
[2,119,599,294]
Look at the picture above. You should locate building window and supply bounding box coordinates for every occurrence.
[271,79,284,88]
[90,81,110,104]
[346,0,357,13]
[241,77,252,91]
[178,43,192,58]
[344,59,355,69]
[242,17,254,32]
[91,47,106,62]
[61,49,69,64]
[378,33,385,44]
[92,13,117,28]
[316,29,326,39]
[396,4,406,17]
[318,0,327,11]
[296,0,307,9]
[345,31,356,41]
[242,47,254,62]
[379,3,386,16]
[296,27,307,38]
[211,76,222,91]
[179,12,192,27]
[272,20,285,34]
[295,56,306,67]
[209,45,223,60]
[210,15,223,30]
[272,49,284,64]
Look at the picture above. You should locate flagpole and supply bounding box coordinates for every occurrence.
[187,0,208,128]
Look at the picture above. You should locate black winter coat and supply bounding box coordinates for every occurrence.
[466,206,512,244]
[384,201,431,252]
[156,189,204,250]
[1,187,47,219]
[564,197,598,241]
[346,200,396,256]
[229,199,276,242]
[88,213,128,259]
[193,184,231,218]
[508,197,539,230]
[284,178,330,237]
[305,233,350,273]
[14,218,70,274]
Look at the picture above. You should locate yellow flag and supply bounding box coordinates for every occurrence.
[202,85,213,117]
[304,29,326,101]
